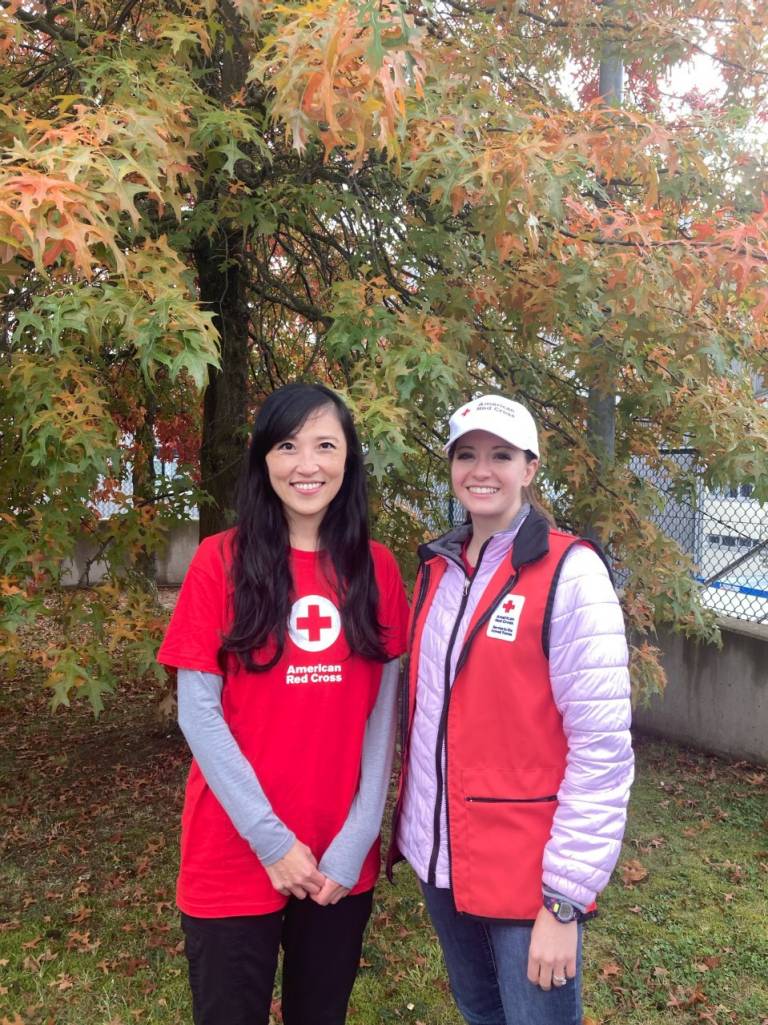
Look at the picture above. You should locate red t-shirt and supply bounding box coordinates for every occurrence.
[157,531,409,917]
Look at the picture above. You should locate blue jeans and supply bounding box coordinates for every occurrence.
[421,883,583,1025]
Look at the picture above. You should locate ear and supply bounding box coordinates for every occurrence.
[523,458,539,487]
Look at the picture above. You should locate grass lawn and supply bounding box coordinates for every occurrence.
[1,666,767,1025]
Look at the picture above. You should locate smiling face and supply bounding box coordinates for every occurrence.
[265,405,348,545]
[450,429,539,534]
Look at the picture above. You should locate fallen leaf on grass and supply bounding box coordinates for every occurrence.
[66,929,100,954]
[620,859,648,886]
[667,985,707,1009]
[599,961,622,978]
[48,972,74,991]
[694,956,722,971]
[68,905,93,923]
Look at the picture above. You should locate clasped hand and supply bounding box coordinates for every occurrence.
[264,840,350,906]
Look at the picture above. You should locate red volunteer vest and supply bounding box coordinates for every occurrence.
[391,518,597,920]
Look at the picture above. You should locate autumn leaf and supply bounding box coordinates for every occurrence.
[599,961,622,978]
[620,859,649,886]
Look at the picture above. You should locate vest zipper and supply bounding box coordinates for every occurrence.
[465,794,557,804]
[443,567,521,896]
[426,539,492,886]
[400,565,432,757]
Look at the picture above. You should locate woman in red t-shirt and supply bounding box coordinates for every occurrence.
[158,382,409,1025]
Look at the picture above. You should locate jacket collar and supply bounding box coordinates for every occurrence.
[419,505,551,571]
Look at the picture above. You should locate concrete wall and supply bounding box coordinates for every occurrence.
[62,520,199,587]
[155,521,199,584]
[633,617,768,764]
[65,522,768,763]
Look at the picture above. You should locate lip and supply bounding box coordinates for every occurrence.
[467,486,499,496]
[290,481,324,494]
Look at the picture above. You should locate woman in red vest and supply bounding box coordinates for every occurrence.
[158,383,409,1025]
[390,394,634,1025]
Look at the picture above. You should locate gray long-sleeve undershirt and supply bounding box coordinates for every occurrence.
[177,659,399,890]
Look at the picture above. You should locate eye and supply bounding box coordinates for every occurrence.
[493,451,513,461]
[318,441,337,450]
[454,450,474,460]
[276,440,295,451]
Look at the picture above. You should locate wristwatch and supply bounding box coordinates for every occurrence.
[542,895,581,924]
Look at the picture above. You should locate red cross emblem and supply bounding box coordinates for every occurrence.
[296,604,333,641]
[503,599,516,613]
[461,407,471,416]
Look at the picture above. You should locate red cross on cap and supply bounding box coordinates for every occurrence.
[461,407,472,416]
[296,604,333,641]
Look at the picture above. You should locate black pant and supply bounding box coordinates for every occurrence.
[181,889,374,1025]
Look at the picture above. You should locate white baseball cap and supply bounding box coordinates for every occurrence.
[445,395,539,458]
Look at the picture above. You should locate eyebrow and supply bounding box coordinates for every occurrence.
[456,443,514,450]
[284,433,342,442]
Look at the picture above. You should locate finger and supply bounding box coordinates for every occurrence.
[526,957,539,986]
[566,956,577,979]
[539,966,553,991]
[298,867,325,892]
[301,876,323,896]
[289,884,308,899]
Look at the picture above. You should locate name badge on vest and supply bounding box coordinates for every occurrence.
[486,593,526,642]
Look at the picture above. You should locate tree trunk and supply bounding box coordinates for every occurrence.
[585,23,623,544]
[131,386,158,582]
[195,230,250,540]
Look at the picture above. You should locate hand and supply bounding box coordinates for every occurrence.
[264,840,325,899]
[527,906,578,991]
[311,876,350,907]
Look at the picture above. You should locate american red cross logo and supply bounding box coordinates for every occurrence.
[461,407,471,416]
[503,599,516,612]
[289,594,341,652]
[296,604,333,641]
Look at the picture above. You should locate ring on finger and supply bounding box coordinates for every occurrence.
[553,975,567,987]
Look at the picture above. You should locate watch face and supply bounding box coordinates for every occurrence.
[556,901,575,922]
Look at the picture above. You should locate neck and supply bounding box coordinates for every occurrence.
[466,500,528,564]
[286,515,323,552]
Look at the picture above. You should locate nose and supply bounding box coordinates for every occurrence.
[469,456,493,478]
[294,449,320,475]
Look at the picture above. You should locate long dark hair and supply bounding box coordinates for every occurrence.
[219,383,387,672]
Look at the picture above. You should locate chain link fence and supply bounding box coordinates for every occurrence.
[631,449,768,624]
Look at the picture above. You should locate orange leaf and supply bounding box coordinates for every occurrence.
[619,859,649,886]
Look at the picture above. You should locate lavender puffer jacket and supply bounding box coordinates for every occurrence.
[397,512,634,909]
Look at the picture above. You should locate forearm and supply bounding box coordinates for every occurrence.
[544,546,634,906]
[177,669,295,866]
[318,658,399,887]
